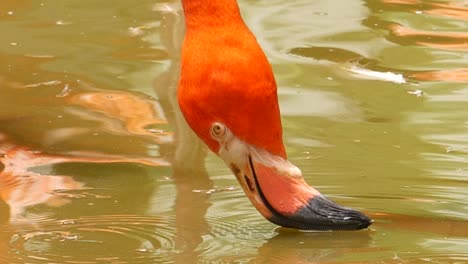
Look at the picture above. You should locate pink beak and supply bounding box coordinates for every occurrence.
[212,122,372,230]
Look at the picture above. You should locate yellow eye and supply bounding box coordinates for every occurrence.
[210,122,226,139]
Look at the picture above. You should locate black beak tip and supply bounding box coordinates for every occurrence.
[350,213,373,230]
[267,195,373,231]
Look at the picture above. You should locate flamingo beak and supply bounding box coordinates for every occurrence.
[211,122,372,231]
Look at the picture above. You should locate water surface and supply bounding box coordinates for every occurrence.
[1,0,468,263]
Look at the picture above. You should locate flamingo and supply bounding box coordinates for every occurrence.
[177,0,372,230]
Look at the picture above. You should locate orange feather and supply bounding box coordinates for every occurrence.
[178,0,286,158]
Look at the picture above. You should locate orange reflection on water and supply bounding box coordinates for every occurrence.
[382,0,468,50]
[381,0,420,4]
[389,23,468,50]
[425,1,467,21]
[0,133,168,224]
[427,5,468,21]
[415,42,468,50]
[68,91,172,144]
[411,68,468,82]
[382,0,468,20]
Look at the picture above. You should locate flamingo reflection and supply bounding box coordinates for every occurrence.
[380,0,468,82]
[153,2,213,262]
[67,91,172,145]
[375,0,468,50]
[381,0,468,21]
[0,132,168,224]
[389,23,468,50]
[410,68,468,82]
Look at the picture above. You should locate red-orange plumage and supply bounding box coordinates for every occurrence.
[178,0,286,158]
[178,0,372,231]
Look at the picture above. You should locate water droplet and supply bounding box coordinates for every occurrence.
[55,20,70,25]
[407,89,423,97]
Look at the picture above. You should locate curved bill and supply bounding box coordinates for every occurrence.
[214,124,372,231]
[250,155,371,230]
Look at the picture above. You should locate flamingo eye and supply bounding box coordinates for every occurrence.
[210,122,226,139]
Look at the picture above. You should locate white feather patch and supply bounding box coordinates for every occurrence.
[214,123,302,178]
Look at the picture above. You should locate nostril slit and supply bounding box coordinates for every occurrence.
[244,175,254,192]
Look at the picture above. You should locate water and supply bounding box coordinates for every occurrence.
[1,0,468,263]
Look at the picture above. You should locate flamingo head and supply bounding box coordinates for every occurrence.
[178,67,371,230]
[177,0,372,230]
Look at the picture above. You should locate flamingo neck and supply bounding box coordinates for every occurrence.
[181,0,243,29]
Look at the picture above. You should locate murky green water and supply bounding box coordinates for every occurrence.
[1,0,468,263]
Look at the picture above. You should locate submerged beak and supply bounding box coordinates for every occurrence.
[211,122,372,231]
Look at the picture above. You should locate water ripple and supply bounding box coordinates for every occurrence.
[199,189,276,262]
[370,253,468,264]
[5,214,177,264]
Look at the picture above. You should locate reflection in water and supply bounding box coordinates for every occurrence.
[8,215,178,263]
[255,230,372,264]
[388,23,468,50]
[0,131,169,263]
[152,2,213,263]
[410,68,468,82]
[153,2,207,170]
[381,0,468,21]
[294,0,468,84]
[171,169,212,263]
[369,0,468,84]
[425,3,468,21]
[373,212,468,237]
[289,46,375,64]
[68,91,172,144]
[289,42,467,85]
[288,46,408,84]
[1,0,468,262]
[0,133,167,224]
[0,1,213,263]
[335,212,468,263]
